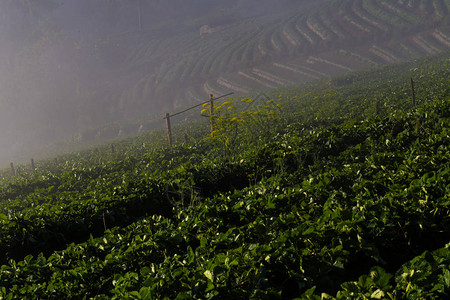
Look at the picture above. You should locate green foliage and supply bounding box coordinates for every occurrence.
[0,56,449,298]
[201,97,282,153]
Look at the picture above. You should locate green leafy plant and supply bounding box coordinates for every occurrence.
[201,97,282,153]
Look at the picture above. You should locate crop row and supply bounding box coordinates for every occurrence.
[282,24,302,47]
[340,1,374,35]
[351,0,390,33]
[237,71,277,90]
[433,28,450,47]
[262,63,314,84]
[398,38,431,57]
[328,49,374,70]
[216,76,251,94]
[272,62,321,80]
[203,80,226,97]
[294,17,322,45]
[362,0,412,29]
[434,0,450,18]
[251,68,294,87]
[337,49,379,66]
[319,8,349,41]
[378,0,423,25]
[368,45,401,63]
[412,34,443,55]
[307,56,354,72]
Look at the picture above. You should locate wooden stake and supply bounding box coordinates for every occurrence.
[165,113,172,147]
[410,78,416,108]
[31,158,35,171]
[54,158,58,165]
[103,211,107,231]
[209,94,215,137]
[10,163,15,176]
[111,144,115,154]
[184,133,189,144]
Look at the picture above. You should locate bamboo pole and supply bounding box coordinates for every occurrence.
[165,113,173,147]
[209,94,215,137]
[10,163,15,176]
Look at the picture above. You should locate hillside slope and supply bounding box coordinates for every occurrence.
[0,54,449,299]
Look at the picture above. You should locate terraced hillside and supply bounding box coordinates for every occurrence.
[3,0,450,162]
[114,0,450,115]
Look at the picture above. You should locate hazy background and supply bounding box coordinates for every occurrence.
[0,0,306,163]
[0,0,449,165]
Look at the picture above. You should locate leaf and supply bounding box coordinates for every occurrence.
[139,287,153,300]
[302,226,315,236]
[370,266,392,289]
[371,289,385,299]
[358,275,374,290]
[442,269,450,287]
[341,281,359,293]
[204,270,213,282]
[333,260,344,269]
[128,291,141,298]
[187,246,195,264]
[141,267,151,276]
[200,236,207,248]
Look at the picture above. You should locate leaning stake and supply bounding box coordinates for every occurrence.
[164,113,173,147]
[209,94,215,137]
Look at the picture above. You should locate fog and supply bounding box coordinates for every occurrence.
[0,0,302,164]
[0,0,448,165]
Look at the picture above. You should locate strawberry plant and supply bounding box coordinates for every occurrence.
[0,54,449,298]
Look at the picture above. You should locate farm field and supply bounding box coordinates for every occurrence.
[0,53,449,298]
[117,0,450,114]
